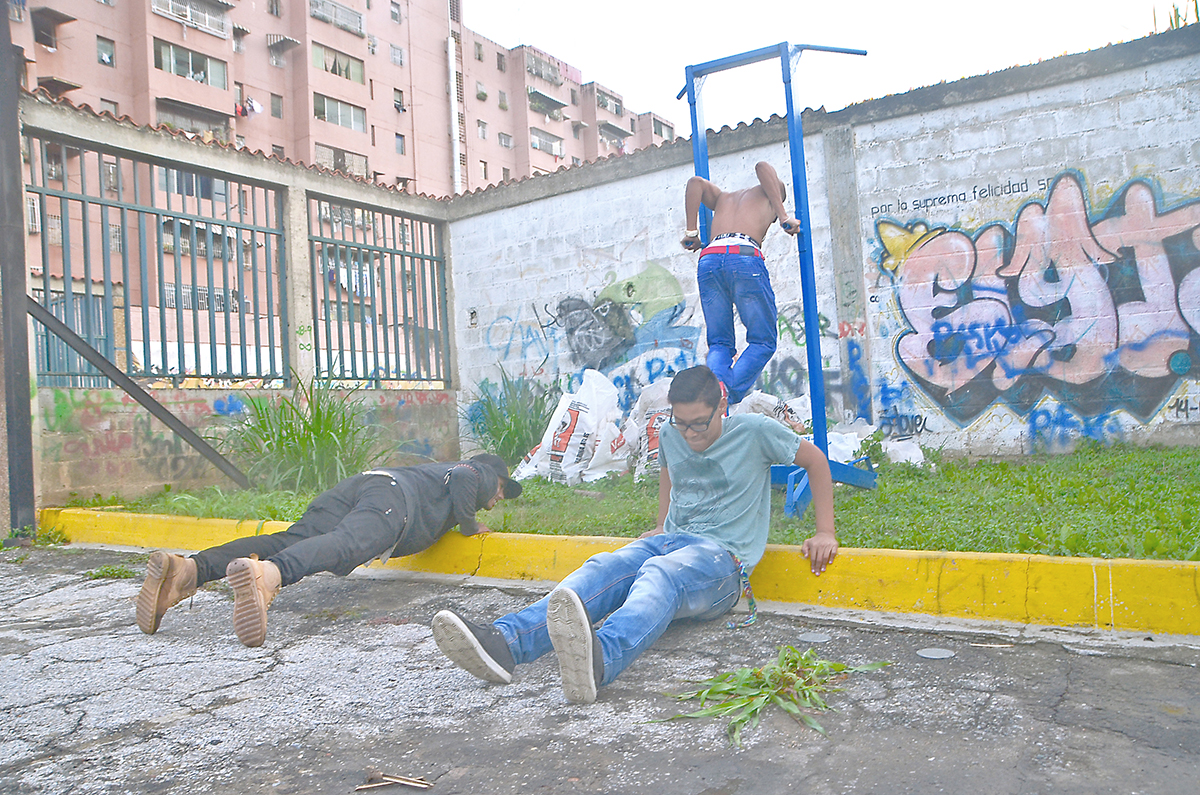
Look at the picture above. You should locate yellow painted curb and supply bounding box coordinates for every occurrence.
[41,508,1200,635]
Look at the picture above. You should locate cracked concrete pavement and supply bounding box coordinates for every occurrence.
[1,545,1198,795]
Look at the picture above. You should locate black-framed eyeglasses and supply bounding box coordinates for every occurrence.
[669,404,719,434]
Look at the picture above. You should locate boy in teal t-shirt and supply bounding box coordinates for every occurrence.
[432,365,838,703]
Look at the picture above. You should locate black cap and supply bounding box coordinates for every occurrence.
[471,453,522,499]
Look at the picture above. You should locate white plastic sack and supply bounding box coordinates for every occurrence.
[512,442,547,481]
[883,437,926,466]
[730,390,806,432]
[539,369,619,486]
[582,420,630,482]
[625,379,672,482]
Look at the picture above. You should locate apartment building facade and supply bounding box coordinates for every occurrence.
[8,0,676,196]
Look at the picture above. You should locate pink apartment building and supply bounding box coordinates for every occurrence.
[8,0,676,197]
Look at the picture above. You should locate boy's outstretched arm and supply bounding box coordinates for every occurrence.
[794,439,837,574]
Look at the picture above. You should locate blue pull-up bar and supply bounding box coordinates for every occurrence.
[679,42,876,511]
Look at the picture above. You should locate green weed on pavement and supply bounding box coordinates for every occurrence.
[663,645,890,745]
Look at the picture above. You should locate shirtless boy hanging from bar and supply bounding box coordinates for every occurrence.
[681,161,799,404]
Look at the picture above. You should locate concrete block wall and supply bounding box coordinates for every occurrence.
[447,27,1200,457]
[35,386,459,504]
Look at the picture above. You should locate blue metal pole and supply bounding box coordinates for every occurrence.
[681,65,712,245]
[780,44,829,454]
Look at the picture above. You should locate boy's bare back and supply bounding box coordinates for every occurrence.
[709,186,781,244]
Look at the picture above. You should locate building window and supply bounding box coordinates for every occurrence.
[393,88,405,111]
[271,93,283,118]
[233,33,244,53]
[234,81,244,103]
[97,37,115,67]
[314,142,368,177]
[653,118,673,140]
[32,10,61,47]
[394,133,405,154]
[156,102,228,141]
[479,160,488,180]
[153,39,228,89]
[477,119,487,140]
[571,156,581,166]
[502,167,510,181]
[270,50,286,68]
[475,81,487,101]
[272,144,285,157]
[497,132,512,149]
[630,118,636,133]
[268,0,281,16]
[389,0,400,22]
[496,52,505,72]
[389,44,404,66]
[474,41,483,61]
[570,88,578,105]
[572,124,580,140]
[529,127,563,157]
[497,90,507,110]
[150,0,228,37]
[313,93,366,132]
[448,0,460,23]
[96,0,115,6]
[235,135,245,148]
[99,98,119,116]
[596,89,623,116]
[312,42,365,83]
[309,0,364,36]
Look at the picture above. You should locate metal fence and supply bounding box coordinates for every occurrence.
[307,195,450,385]
[24,133,290,386]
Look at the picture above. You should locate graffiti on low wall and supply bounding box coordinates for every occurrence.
[877,172,1200,438]
[485,262,702,412]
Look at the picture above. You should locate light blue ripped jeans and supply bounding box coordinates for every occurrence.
[493,533,741,686]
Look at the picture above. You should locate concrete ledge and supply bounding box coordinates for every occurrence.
[41,508,1200,635]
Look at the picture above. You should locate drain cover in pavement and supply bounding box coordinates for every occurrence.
[916,647,956,659]
[798,632,831,643]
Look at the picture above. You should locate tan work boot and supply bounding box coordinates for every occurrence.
[226,557,282,647]
[135,551,198,635]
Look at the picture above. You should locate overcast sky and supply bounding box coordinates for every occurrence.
[465,0,1180,134]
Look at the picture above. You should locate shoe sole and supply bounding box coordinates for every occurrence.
[547,589,598,704]
[135,551,171,635]
[227,558,269,648]
[431,611,513,684]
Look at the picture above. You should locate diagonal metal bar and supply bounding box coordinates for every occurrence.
[26,295,251,489]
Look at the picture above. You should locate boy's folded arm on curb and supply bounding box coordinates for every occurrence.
[448,465,483,536]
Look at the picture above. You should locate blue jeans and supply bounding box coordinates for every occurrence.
[698,252,778,404]
[494,534,741,686]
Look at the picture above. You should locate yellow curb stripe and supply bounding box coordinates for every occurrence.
[42,508,1200,636]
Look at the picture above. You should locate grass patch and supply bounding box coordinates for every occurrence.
[663,645,890,745]
[86,564,137,580]
[59,442,1200,560]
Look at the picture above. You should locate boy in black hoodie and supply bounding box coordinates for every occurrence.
[136,454,521,647]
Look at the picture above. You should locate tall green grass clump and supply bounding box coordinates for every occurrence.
[464,370,560,466]
[216,376,392,492]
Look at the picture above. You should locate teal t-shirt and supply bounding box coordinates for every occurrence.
[659,413,802,569]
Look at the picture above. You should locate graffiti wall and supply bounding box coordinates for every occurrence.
[36,387,458,504]
[449,30,1200,455]
[874,174,1200,451]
